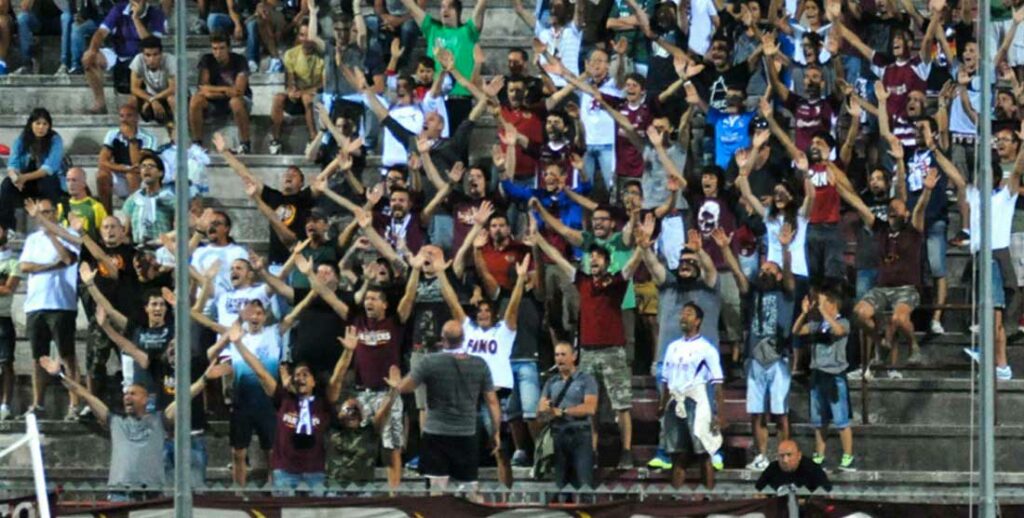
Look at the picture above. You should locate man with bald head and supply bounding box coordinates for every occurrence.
[754,440,831,492]
[388,318,500,494]
[57,167,107,242]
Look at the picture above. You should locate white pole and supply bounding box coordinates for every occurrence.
[26,413,51,518]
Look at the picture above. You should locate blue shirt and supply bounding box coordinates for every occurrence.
[101,2,167,59]
[10,133,65,189]
[706,109,754,170]
[500,180,592,258]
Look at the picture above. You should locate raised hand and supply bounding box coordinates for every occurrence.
[448,161,466,184]
[515,254,531,277]
[613,37,629,55]
[355,207,373,228]
[294,254,313,275]
[778,222,795,247]
[710,227,732,249]
[390,37,404,58]
[923,167,940,190]
[366,183,385,206]
[205,360,234,380]
[885,134,905,160]
[203,258,222,281]
[436,47,455,71]
[227,320,244,343]
[759,96,773,117]
[340,325,359,350]
[383,364,401,389]
[873,80,889,103]
[161,287,177,307]
[473,200,495,226]
[23,198,38,218]
[646,125,665,147]
[483,75,505,98]
[473,228,490,248]
[795,153,810,171]
[407,249,426,270]
[686,228,702,251]
[68,212,85,233]
[80,262,97,284]
[39,356,62,376]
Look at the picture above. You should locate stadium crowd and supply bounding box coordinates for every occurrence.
[0,0,1016,498]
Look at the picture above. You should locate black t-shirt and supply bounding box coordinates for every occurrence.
[198,52,252,98]
[130,271,174,324]
[695,64,753,112]
[260,186,315,264]
[755,457,832,491]
[156,352,209,433]
[725,147,791,198]
[290,287,356,373]
[82,243,137,314]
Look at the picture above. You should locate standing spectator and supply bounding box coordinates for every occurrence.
[269,21,326,155]
[754,439,832,492]
[794,287,855,471]
[0,108,65,232]
[18,198,80,419]
[371,0,423,71]
[684,78,755,171]
[538,341,598,489]
[129,36,176,124]
[189,34,253,154]
[190,209,250,297]
[121,151,174,244]
[328,364,402,484]
[398,0,489,128]
[688,0,720,56]
[387,319,501,494]
[660,302,725,488]
[511,0,583,87]
[0,227,19,420]
[96,103,158,212]
[82,0,167,114]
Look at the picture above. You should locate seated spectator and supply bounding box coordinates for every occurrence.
[189,34,253,154]
[199,0,245,42]
[96,103,158,212]
[270,21,326,155]
[82,0,167,114]
[14,0,72,74]
[0,108,66,233]
[129,36,176,124]
[754,439,832,493]
[245,0,287,73]
[369,0,421,71]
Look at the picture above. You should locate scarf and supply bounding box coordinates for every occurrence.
[296,395,315,436]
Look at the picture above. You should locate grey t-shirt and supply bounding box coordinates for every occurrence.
[807,317,850,374]
[411,352,494,436]
[641,144,688,211]
[107,412,167,488]
[129,52,175,95]
[541,370,598,427]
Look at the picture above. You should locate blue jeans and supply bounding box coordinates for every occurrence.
[505,360,540,420]
[856,268,878,300]
[584,144,616,200]
[365,15,419,70]
[163,435,209,487]
[71,19,98,70]
[272,469,326,490]
[17,11,73,66]
[207,12,235,35]
[552,425,593,489]
[245,18,261,63]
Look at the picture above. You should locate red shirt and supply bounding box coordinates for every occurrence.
[352,315,404,391]
[785,95,838,151]
[872,53,927,145]
[575,271,628,348]
[500,105,546,179]
[481,240,531,291]
[808,165,841,224]
[270,386,333,474]
[613,97,658,178]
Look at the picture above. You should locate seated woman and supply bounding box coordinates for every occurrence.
[0,108,66,232]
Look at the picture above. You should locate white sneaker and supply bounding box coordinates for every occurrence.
[964,347,981,364]
[248,60,259,74]
[79,405,93,417]
[268,58,284,73]
[268,139,283,155]
[746,454,769,471]
[997,366,1013,380]
[887,369,903,379]
[54,64,69,76]
[0,404,10,421]
[930,320,945,334]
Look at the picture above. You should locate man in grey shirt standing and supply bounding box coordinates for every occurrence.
[388,319,500,493]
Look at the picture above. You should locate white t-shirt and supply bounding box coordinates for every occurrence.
[210,283,273,328]
[227,324,284,385]
[379,101,423,168]
[766,215,809,277]
[19,230,80,312]
[579,77,623,146]
[688,0,718,56]
[129,52,176,95]
[461,317,516,389]
[948,62,983,136]
[968,185,1018,253]
[787,22,832,66]
[660,334,723,393]
[190,243,250,297]
[536,21,583,88]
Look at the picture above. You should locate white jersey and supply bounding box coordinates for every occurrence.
[461,317,516,389]
[190,243,249,297]
[209,283,273,328]
[661,334,723,394]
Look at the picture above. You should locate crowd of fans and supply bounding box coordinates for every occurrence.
[0,0,1016,499]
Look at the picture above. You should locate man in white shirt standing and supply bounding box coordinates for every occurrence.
[190,209,250,299]
[687,0,719,56]
[659,301,724,489]
[18,198,82,419]
[578,48,624,200]
[511,0,583,88]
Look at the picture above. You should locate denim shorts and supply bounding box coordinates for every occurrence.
[809,371,850,429]
[272,469,325,490]
[746,358,791,415]
[926,219,948,278]
[855,268,878,300]
[503,360,540,420]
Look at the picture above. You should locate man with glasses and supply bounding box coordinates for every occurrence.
[122,152,174,245]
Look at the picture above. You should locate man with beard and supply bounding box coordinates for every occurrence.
[532,232,644,469]
[689,33,760,112]
[852,169,892,300]
[764,40,841,152]
[841,167,935,372]
[496,74,577,186]
[121,151,174,245]
[444,162,508,252]
[190,209,250,298]
[498,49,543,106]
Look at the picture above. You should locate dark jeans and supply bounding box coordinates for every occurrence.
[0,174,63,230]
[552,425,593,489]
[805,223,845,282]
[444,96,473,134]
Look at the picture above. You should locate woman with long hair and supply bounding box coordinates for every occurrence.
[0,108,66,231]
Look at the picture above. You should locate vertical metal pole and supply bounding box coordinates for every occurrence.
[26,414,51,518]
[977,0,996,514]
[173,0,193,513]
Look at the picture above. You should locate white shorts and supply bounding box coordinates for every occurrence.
[99,48,119,71]
[111,170,132,198]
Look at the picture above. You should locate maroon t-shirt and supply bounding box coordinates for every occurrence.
[874,220,923,288]
[373,211,427,254]
[447,193,506,252]
[784,94,838,152]
[611,96,658,178]
[808,164,841,225]
[270,386,333,474]
[691,194,739,270]
[575,271,628,348]
[352,315,404,391]
[481,240,531,291]
[501,104,546,179]
[872,53,927,145]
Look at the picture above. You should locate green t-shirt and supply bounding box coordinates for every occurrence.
[422,15,480,97]
[580,231,636,309]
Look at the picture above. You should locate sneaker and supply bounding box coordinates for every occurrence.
[711,452,724,471]
[64,406,80,422]
[848,369,864,380]
[267,58,284,73]
[964,347,981,363]
[54,64,69,76]
[405,455,420,471]
[511,449,530,467]
[79,406,93,418]
[268,140,282,155]
[0,404,10,421]
[949,229,970,247]
[887,369,903,379]
[68,66,83,75]
[838,454,857,472]
[929,320,945,335]
[746,453,770,471]
[997,365,1013,380]
[11,64,29,75]
[189,18,206,34]
[646,450,672,470]
[906,350,924,365]
[616,449,634,469]
[248,60,259,74]
[19,406,43,419]
[811,452,825,465]
[235,142,251,155]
